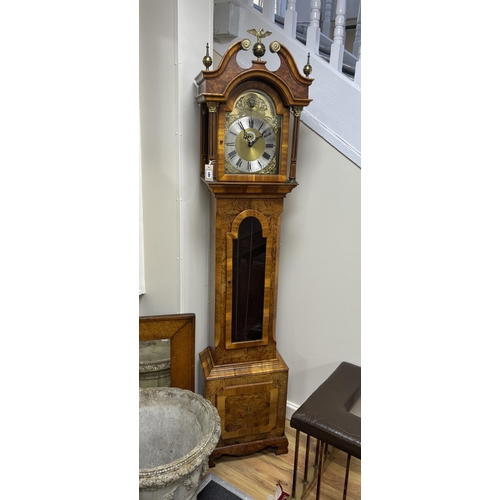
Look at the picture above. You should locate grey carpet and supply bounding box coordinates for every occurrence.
[197,473,254,500]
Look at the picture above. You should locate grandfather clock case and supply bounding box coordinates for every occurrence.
[195,32,312,463]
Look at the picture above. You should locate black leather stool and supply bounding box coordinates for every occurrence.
[290,362,361,500]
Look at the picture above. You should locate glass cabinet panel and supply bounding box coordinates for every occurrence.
[231,216,266,343]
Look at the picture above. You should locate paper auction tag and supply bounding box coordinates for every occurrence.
[205,161,214,181]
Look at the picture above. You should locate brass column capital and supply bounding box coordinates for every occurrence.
[207,102,219,113]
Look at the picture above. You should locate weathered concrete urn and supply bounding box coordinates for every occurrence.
[139,387,221,500]
[139,340,171,388]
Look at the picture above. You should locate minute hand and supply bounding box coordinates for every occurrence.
[247,135,263,147]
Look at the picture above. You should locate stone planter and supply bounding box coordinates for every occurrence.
[139,387,221,500]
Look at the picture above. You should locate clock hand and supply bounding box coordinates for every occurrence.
[237,121,250,142]
[248,135,263,147]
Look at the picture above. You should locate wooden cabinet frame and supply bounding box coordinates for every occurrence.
[139,314,195,392]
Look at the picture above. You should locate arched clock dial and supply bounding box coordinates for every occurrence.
[222,89,282,177]
[224,116,277,173]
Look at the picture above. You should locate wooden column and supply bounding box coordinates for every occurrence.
[323,0,333,37]
[207,102,218,177]
[330,0,347,72]
[353,4,361,58]
[354,4,361,86]
[284,0,297,38]
[355,44,361,86]
[262,0,275,22]
[306,0,321,54]
[289,106,302,182]
[200,104,209,176]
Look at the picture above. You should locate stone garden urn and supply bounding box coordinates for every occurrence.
[139,387,221,500]
[139,340,171,388]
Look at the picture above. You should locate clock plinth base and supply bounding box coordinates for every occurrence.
[208,435,288,468]
[200,346,289,465]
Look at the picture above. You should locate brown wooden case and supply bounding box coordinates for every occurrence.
[195,37,312,463]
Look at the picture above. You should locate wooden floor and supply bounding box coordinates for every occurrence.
[206,420,361,500]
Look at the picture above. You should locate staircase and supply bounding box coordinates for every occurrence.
[213,0,361,166]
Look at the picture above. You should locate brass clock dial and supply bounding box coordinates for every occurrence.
[223,90,281,176]
[224,116,276,173]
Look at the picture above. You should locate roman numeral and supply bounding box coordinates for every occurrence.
[262,152,271,160]
[228,150,237,159]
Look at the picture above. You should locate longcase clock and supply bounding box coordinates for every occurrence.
[195,30,312,464]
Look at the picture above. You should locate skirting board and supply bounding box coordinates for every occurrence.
[286,401,300,421]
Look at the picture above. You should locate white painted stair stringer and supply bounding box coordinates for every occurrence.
[213,2,360,166]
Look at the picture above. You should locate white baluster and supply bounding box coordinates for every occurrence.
[276,0,286,18]
[322,0,333,37]
[284,0,297,38]
[306,0,321,55]
[262,0,275,22]
[329,0,346,72]
[353,4,361,59]
[354,44,361,86]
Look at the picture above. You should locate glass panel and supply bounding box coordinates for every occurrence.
[232,216,266,343]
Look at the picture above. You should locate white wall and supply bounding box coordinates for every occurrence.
[139,0,181,313]
[139,0,213,392]
[276,124,361,414]
[139,0,360,404]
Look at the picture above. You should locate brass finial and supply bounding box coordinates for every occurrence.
[241,39,251,51]
[202,43,212,69]
[303,53,312,77]
[247,28,272,60]
[269,41,281,53]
